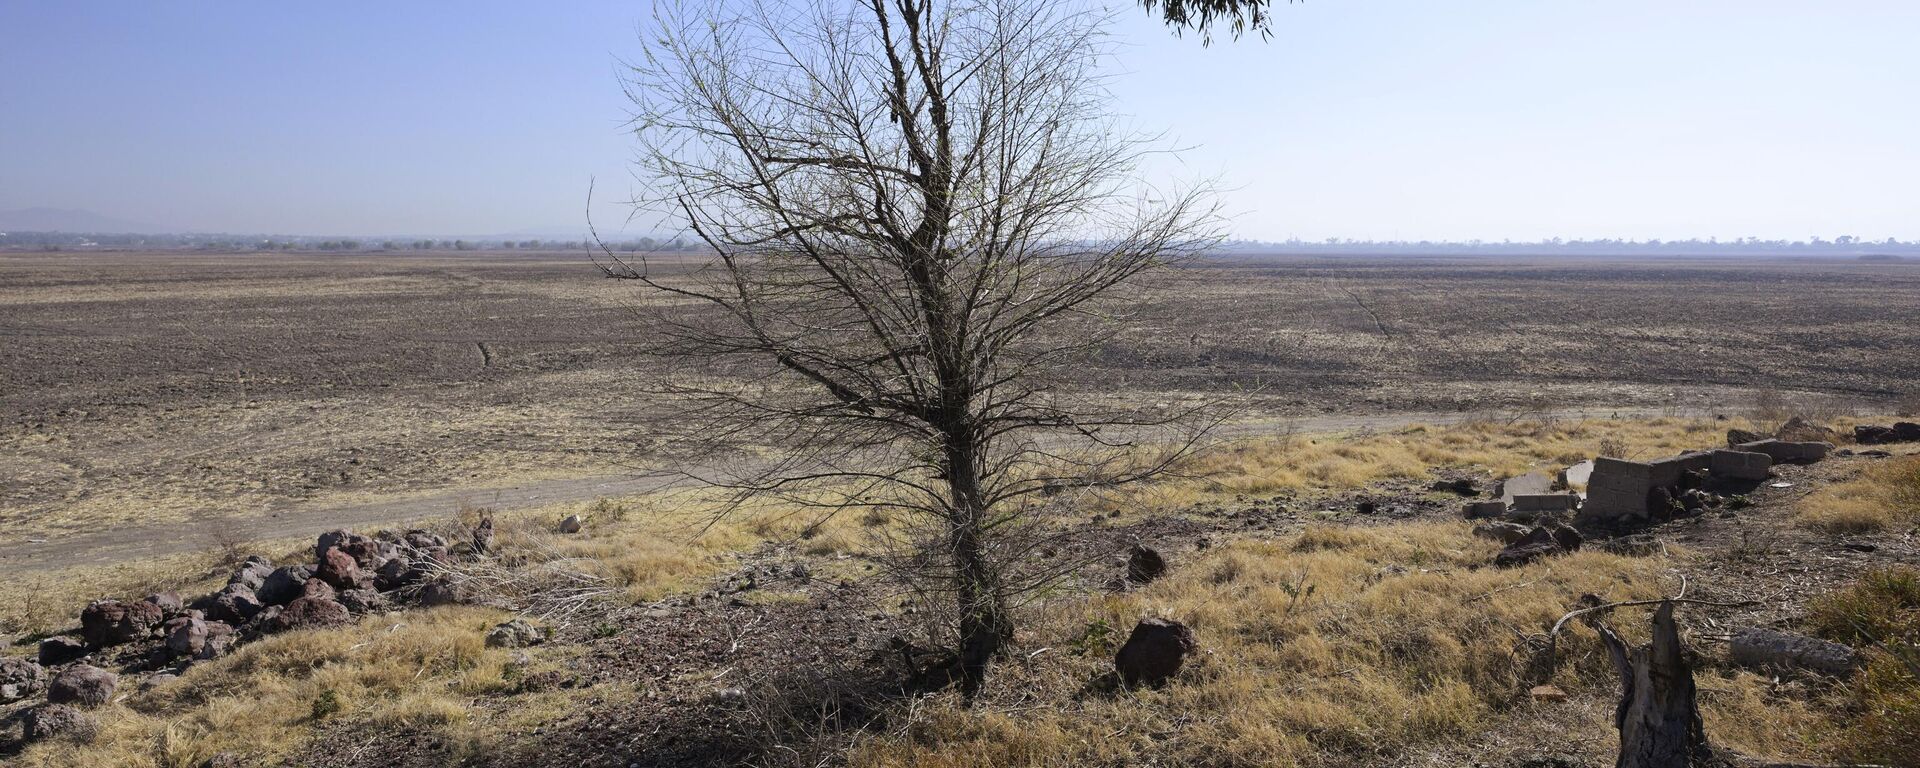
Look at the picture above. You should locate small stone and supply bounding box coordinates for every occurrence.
[485,618,546,648]
[338,588,387,614]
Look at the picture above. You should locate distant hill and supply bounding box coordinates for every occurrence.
[0,207,174,234]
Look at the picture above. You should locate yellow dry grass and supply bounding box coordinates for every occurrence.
[1103,416,1731,518]
[1796,454,1920,534]
[852,521,1678,767]
[12,607,530,767]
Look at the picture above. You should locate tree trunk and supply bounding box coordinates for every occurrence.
[1600,600,1714,768]
[945,433,1013,700]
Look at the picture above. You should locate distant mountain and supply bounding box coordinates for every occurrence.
[0,207,175,234]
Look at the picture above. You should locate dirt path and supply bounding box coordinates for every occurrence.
[0,406,1682,574]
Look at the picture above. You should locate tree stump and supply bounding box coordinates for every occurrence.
[1598,601,1713,768]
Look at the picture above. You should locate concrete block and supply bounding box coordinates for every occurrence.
[1710,449,1772,481]
[1512,493,1579,512]
[1577,457,1654,524]
[1735,439,1831,464]
[1649,451,1712,489]
[1462,501,1508,519]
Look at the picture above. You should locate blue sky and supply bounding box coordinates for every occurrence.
[2,1,1916,240]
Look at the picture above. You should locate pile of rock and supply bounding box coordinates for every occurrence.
[5,527,463,747]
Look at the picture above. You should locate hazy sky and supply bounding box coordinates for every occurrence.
[3,1,1916,240]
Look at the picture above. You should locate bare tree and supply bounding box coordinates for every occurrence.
[609,0,1221,696]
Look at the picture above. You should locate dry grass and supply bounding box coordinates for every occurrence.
[11,607,531,767]
[851,521,1678,767]
[1801,568,1920,764]
[1796,454,1920,535]
[0,552,236,639]
[1103,416,1730,517]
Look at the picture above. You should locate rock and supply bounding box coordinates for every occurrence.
[165,617,210,657]
[337,588,387,615]
[301,577,338,601]
[258,564,318,606]
[1855,424,1898,445]
[1126,544,1167,584]
[227,556,274,591]
[273,597,352,632]
[1709,449,1772,481]
[1,656,46,702]
[1113,617,1197,687]
[1429,478,1478,496]
[241,605,283,637]
[1472,521,1532,544]
[144,591,185,615]
[375,555,418,591]
[197,622,236,660]
[1726,428,1766,447]
[23,703,99,743]
[417,578,461,607]
[317,546,373,591]
[1733,439,1831,465]
[316,529,357,561]
[485,618,546,648]
[1545,521,1582,551]
[1493,525,1571,568]
[38,636,89,666]
[1529,684,1568,702]
[1463,500,1509,519]
[47,664,117,707]
[1497,471,1555,504]
[1775,416,1835,443]
[1896,422,1920,442]
[196,584,265,624]
[403,529,449,551]
[1729,628,1859,676]
[558,514,584,534]
[79,598,164,647]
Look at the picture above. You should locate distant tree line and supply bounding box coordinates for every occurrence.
[0,231,715,253]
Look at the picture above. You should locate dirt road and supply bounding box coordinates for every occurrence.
[0,406,1684,574]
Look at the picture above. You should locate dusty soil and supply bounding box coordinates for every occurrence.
[4,250,1917,565]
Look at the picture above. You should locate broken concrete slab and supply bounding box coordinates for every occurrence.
[1709,449,1773,481]
[1734,439,1832,464]
[1729,628,1859,676]
[1497,471,1554,504]
[1559,460,1595,490]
